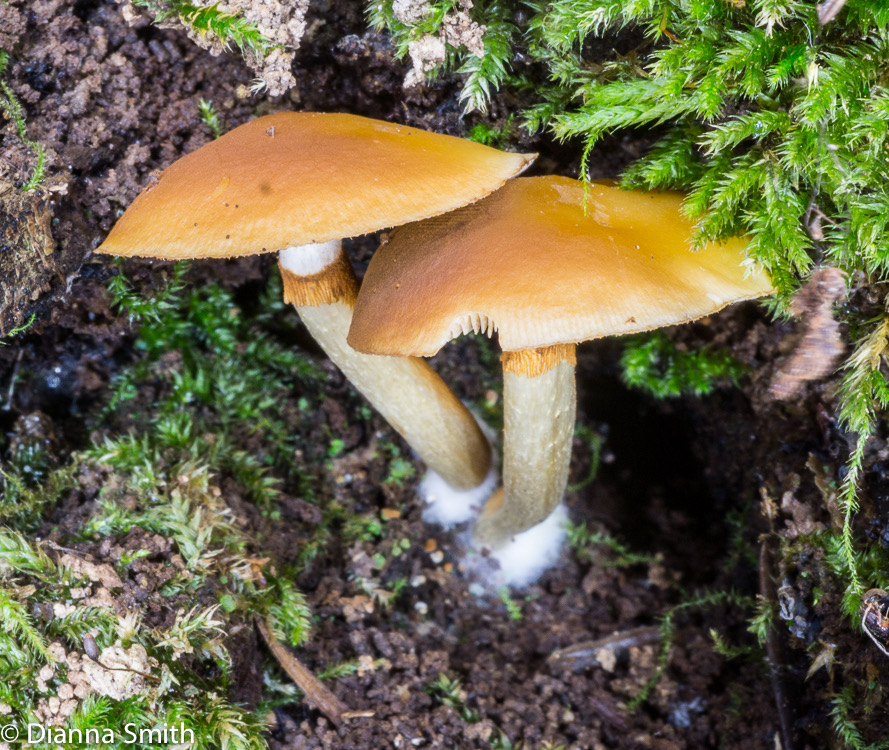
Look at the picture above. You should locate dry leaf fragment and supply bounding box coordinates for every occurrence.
[770,268,847,399]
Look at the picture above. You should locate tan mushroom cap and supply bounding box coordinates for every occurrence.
[95,112,535,260]
[349,176,775,355]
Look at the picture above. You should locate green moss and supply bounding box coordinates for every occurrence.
[830,683,889,750]
[627,588,754,711]
[104,264,322,507]
[0,266,347,748]
[620,331,746,399]
[198,98,224,139]
[0,51,45,190]
[131,1,277,57]
[566,520,656,568]
[0,528,270,750]
[373,0,889,308]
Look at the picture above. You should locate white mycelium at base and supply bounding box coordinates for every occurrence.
[472,502,569,588]
[420,461,499,528]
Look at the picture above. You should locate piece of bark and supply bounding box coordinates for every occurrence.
[0,181,61,335]
[770,268,847,400]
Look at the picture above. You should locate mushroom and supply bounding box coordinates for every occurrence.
[95,111,535,498]
[348,176,775,584]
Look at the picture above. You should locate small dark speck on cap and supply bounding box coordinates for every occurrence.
[261,247,266,252]
[626,317,637,323]
[266,127,275,137]
[226,234,230,239]
[224,202,229,207]
[235,204,239,208]
[194,222,198,227]
[634,245,640,249]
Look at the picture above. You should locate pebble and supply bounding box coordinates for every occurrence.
[429,550,444,564]
[414,601,429,615]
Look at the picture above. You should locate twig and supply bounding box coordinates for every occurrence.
[256,617,365,726]
[760,540,797,750]
[547,625,662,672]
[3,348,23,411]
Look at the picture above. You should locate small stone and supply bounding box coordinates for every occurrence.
[381,508,401,520]
[59,699,77,719]
[414,601,429,615]
[424,538,437,552]
[410,575,427,587]
[469,583,486,597]
[429,550,444,564]
[595,647,618,673]
[52,603,75,618]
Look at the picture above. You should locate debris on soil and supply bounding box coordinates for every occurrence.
[770,267,848,399]
[3,2,889,748]
[256,617,350,726]
[0,182,60,334]
[119,0,309,97]
[403,0,485,90]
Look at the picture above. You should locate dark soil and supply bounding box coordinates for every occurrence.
[3,2,888,748]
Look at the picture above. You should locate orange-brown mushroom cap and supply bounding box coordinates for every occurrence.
[348,176,775,355]
[95,112,536,260]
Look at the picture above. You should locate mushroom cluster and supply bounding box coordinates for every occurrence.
[348,176,775,585]
[96,112,535,504]
[98,112,775,589]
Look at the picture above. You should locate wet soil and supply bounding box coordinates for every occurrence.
[3,1,889,748]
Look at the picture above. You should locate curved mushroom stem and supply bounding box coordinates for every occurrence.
[279,241,492,492]
[473,344,576,548]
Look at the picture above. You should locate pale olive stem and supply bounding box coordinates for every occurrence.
[474,345,576,548]
[279,242,491,491]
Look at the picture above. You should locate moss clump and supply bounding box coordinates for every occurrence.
[0,267,350,748]
[620,331,745,399]
[373,1,889,305]
[105,263,321,507]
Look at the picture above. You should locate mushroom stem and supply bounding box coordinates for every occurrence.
[474,344,576,547]
[279,242,492,491]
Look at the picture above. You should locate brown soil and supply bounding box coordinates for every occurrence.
[2,2,888,749]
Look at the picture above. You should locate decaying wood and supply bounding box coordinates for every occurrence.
[0,181,60,335]
[760,540,797,750]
